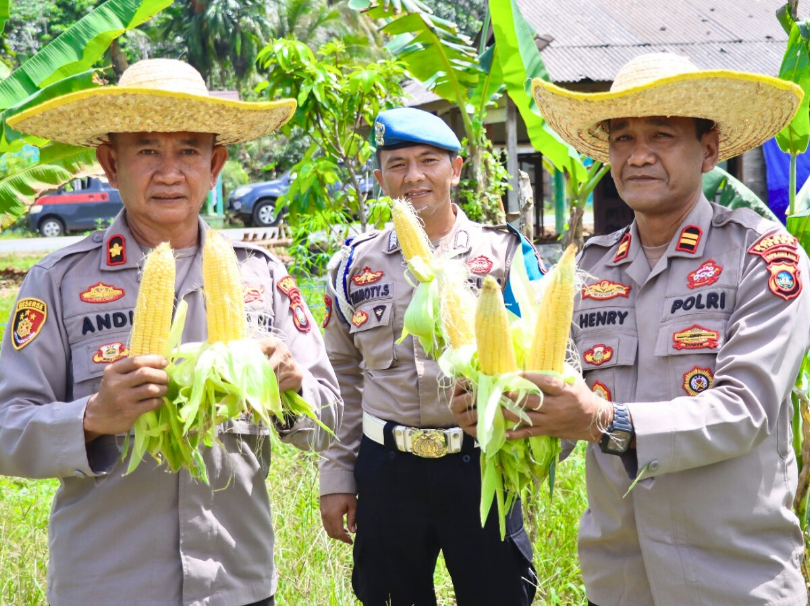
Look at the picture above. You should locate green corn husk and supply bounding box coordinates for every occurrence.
[123,300,332,483]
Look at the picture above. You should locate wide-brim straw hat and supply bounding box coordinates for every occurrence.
[8,59,296,147]
[531,53,803,164]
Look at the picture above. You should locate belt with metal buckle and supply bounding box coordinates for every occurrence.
[362,412,465,458]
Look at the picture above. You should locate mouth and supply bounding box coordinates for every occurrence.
[625,175,659,183]
[404,189,431,199]
[151,194,187,203]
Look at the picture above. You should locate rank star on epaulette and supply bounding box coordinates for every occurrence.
[675,225,702,253]
[582,280,631,301]
[683,367,713,396]
[613,233,631,262]
[583,344,613,366]
[106,235,126,266]
[11,298,47,350]
[352,267,384,286]
[767,262,802,300]
[93,342,129,364]
[80,282,125,303]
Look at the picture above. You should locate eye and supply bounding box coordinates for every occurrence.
[181,148,199,155]
[138,148,157,155]
[423,157,438,164]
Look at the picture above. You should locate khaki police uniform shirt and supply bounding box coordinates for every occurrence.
[319,206,543,496]
[574,196,810,606]
[0,213,342,606]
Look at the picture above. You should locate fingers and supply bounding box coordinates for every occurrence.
[346,498,357,535]
[506,426,545,440]
[111,354,168,374]
[521,371,566,395]
[449,388,474,414]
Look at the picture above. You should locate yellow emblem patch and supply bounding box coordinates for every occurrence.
[80,282,125,304]
[11,298,48,350]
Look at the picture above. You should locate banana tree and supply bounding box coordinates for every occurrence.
[0,0,172,232]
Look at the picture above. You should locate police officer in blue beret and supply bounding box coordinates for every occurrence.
[319,106,545,605]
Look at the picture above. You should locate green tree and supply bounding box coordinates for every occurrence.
[256,37,404,270]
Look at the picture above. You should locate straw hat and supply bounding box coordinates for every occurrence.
[8,59,296,147]
[531,53,803,164]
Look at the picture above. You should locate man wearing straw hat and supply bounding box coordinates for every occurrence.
[451,53,810,605]
[0,59,341,606]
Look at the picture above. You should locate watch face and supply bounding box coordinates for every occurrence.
[603,429,633,454]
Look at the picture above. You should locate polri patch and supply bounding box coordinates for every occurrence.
[675,225,702,253]
[291,298,311,333]
[11,298,48,350]
[352,309,369,327]
[613,233,631,262]
[243,285,265,304]
[276,275,299,297]
[687,260,722,289]
[672,325,719,350]
[106,234,126,266]
[323,295,333,328]
[592,381,611,401]
[373,305,386,320]
[80,282,125,304]
[748,233,799,264]
[582,280,631,301]
[766,262,802,301]
[583,344,613,366]
[467,255,493,274]
[682,367,713,396]
[93,341,129,364]
[352,267,384,286]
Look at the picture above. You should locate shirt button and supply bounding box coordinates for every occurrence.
[462,454,471,463]
[92,232,103,243]
[75,470,87,478]
[648,460,660,473]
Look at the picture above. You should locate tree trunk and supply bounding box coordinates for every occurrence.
[110,38,129,78]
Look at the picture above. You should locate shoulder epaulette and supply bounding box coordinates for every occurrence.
[709,203,772,233]
[346,230,381,249]
[37,230,104,270]
[583,226,630,251]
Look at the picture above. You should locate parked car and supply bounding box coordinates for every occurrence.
[28,176,123,237]
[227,169,377,227]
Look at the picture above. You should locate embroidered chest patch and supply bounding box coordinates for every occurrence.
[467,255,493,274]
[592,381,611,401]
[80,282,125,304]
[352,267,384,286]
[672,325,719,350]
[583,344,613,366]
[243,285,265,304]
[687,260,722,289]
[93,341,129,364]
[352,309,369,327]
[682,367,713,396]
[581,280,631,301]
[11,298,47,350]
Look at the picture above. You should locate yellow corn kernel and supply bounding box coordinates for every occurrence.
[527,244,578,374]
[392,198,432,263]
[475,275,518,375]
[202,232,246,343]
[130,242,175,356]
[442,280,476,349]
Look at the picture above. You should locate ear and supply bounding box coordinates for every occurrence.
[96,144,119,189]
[449,154,464,186]
[210,145,229,189]
[701,128,720,174]
[373,169,388,195]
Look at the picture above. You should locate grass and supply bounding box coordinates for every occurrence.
[0,253,43,272]
[0,257,589,606]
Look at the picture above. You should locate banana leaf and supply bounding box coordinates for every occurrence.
[0,143,99,231]
[702,166,781,223]
[775,4,810,156]
[489,0,586,184]
[0,0,172,111]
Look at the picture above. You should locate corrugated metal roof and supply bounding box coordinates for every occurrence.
[402,79,441,107]
[516,0,810,84]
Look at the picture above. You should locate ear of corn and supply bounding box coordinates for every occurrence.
[475,275,518,375]
[129,242,175,356]
[202,232,247,343]
[441,280,476,350]
[392,198,432,264]
[526,244,578,374]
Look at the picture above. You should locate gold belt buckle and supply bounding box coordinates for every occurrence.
[410,429,448,458]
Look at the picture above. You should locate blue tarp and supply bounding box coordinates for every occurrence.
[762,138,810,224]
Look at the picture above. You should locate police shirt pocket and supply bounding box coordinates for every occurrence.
[70,332,132,399]
[574,333,638,404]
[655,317,725,399]
[349,301,395,370]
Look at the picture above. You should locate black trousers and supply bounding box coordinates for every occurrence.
[244,597,275,606]
[352,433,537,606]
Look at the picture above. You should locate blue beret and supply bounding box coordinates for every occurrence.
[374,107,461,152]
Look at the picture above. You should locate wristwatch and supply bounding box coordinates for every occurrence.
[599,402,634,455]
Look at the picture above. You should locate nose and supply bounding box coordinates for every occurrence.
[403,161,425,183]
[627,138,655,167]
[155,155,183,184]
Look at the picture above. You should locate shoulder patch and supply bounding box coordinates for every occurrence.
[748,232,803,300]
[11,298,48,350]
